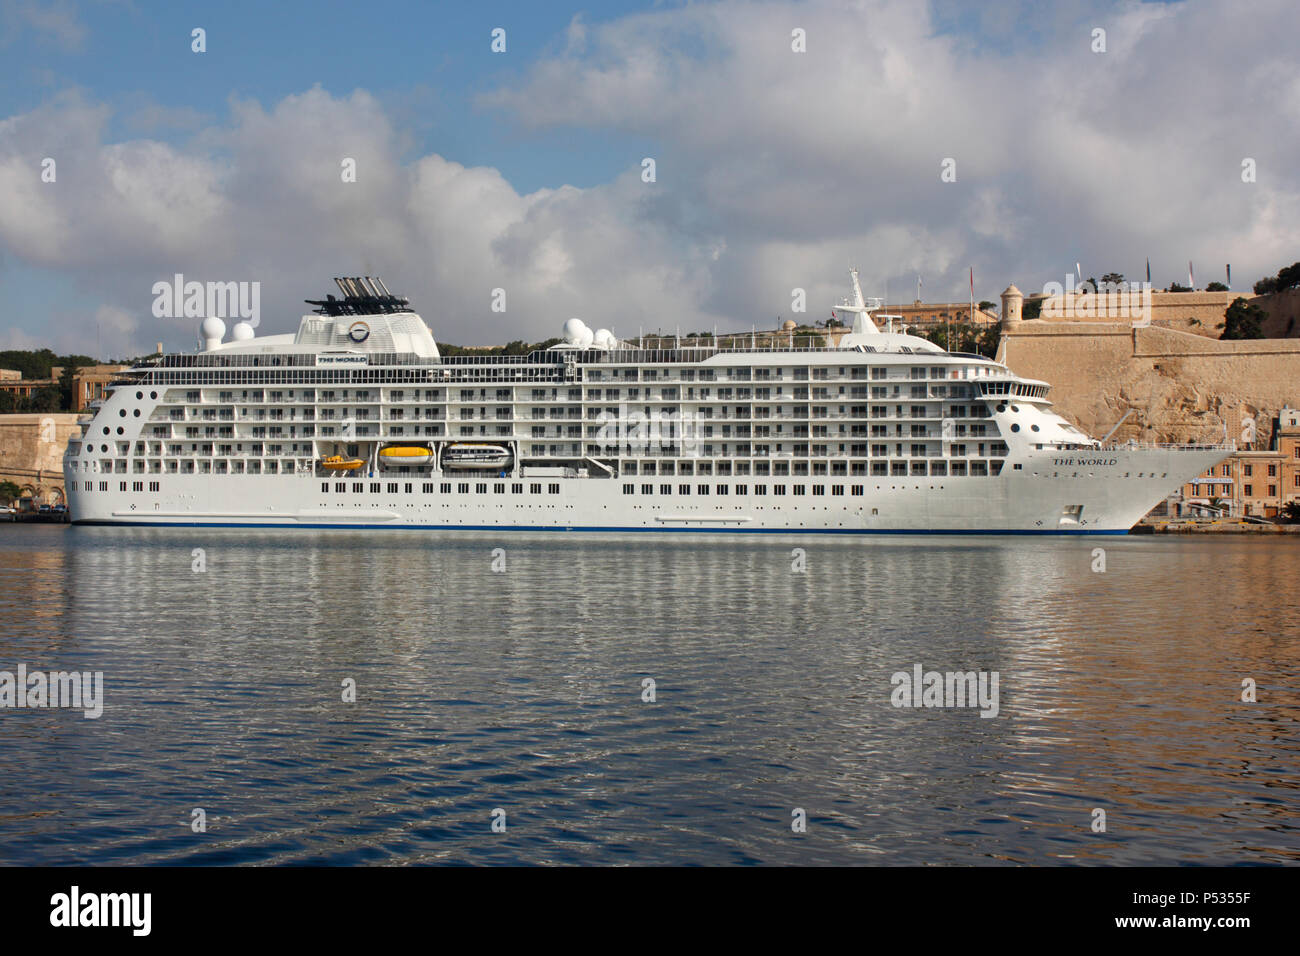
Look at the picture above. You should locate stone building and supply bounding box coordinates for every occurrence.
[0,413,81,505]
[0,364,127,409]
[997,316,1300,450]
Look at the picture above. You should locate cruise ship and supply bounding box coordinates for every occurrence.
[63,274,1231,533]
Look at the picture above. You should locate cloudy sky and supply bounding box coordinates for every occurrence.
[1,0,1296,357]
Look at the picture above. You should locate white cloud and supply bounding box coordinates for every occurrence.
[0,0,1297,356]
[0,88,727,353]
[0,0,86,53]
[486,0,1300,294]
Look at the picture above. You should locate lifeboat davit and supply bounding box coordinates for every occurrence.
[379,445,435,466]
[441,443,513,470]
[320,455,365,472]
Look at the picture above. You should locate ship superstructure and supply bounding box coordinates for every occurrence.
[63,275,1231,532]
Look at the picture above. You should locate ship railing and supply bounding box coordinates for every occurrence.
[1095,440,1237,452]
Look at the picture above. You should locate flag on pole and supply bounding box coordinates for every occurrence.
[1226,264,1231,288]
[1075,262,1082,282]
[1188,261,1195,289]
[1146,258,1151,284]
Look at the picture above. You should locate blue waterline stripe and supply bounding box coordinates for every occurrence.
[69,520,1129,535]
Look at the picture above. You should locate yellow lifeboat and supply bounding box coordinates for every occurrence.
[320,455,365,472]
[379,446,435,466]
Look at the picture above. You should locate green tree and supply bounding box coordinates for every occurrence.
[1254,275,1280,295]
[1282,501,1300,524]
[1221,297,1266,340]
[977,300,996,312]
[1277,261,1300,291]
[1100,272,1125,287]
[26,385,61,412]
[1205,281,1228,291]
[1168,282,1192,292]
[0,480,21,504]
[976,326,1000,358]
[1022,299,1042,319]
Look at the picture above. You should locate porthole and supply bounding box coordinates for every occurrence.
[119,409,126,417]
[150,391,158,399]
[136,391,143,400]
[116,427,124,435]
[102,427,109,435]
[133,409,140,417]
[1010,423,1020,432]
[1030,424,1039,432]
[1010,405,1020,412]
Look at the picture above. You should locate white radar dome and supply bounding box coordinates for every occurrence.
[592,328,616,349]
[563,318,593,348]
[231,321,255,341]
[200,317,227,350]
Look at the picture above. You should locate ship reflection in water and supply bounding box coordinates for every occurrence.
[0,525,1296,865]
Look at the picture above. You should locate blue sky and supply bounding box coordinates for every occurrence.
[3,1,655,191]
[1,0,1296,356]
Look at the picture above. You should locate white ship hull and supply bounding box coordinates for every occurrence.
[65,446,1225,534]
[62,275,1233,535]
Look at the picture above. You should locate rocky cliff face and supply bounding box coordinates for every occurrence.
[998,322,1300,448]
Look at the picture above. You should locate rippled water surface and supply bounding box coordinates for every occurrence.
[0,524,1296,865]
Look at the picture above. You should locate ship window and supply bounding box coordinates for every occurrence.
[793,486,805,495]
[641,484,653,495]
[513,483,523,493]
[354,483,364,493]
[336,482,346,492]
[623,484,634,495]
[443,483,453,493]
[405,483,414,494]
[698,485,709,495]
[494,483,505,494]
[660,484,671,495]
[530,483,541,494]
[475,483,487,494]
[1010,423,1020,432]
[370,483,380,493]
[548,484,560,494]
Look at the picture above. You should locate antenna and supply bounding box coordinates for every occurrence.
[850,268,865,308]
